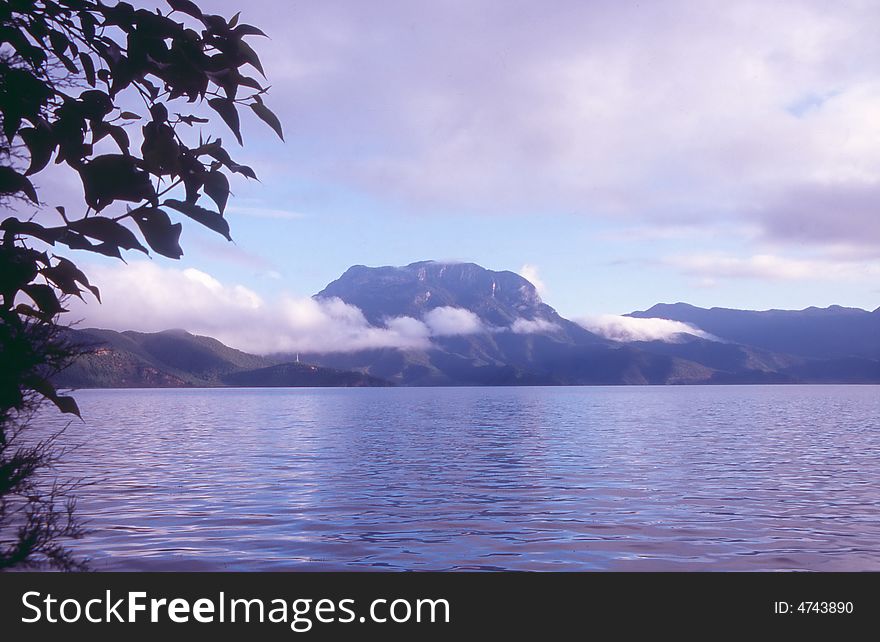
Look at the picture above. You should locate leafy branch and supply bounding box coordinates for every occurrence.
[0,0,284,414]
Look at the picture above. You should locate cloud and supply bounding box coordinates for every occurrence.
[518,264,546,296]
[66,264,545,354]
[189,236,280,274]
[664,252,880,281]
[227,0,880,251]
[577,315,717,343]
[226,205,307,221]
[422,306,485,336]
[66,261,584,352]
[510,318,559,335]
[597,223,762,243]
[420,308,562,336]
[756,181,880,248]
[67,262,431,354]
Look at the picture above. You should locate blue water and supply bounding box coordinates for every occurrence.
[38,385,880,570]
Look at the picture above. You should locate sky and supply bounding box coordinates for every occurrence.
[36,1,880,350]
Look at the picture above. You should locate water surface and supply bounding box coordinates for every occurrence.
[39,385,880,570]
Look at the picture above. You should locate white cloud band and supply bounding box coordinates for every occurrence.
[576,315,716,343]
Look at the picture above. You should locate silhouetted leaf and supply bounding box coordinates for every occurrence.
[0,167,39,202]
[141,121,179,174]
[130,207,184,258]
[91,241,124,260]
[208,98,242,145]
[108,124,131,154]
[164,199,231,240]
[23,284,64,317]
[178,114,209,126]
[234,24,268,38]
[80,11,96,40]
[42,257,101,301]
[56,50,79,75]
[69,217,147,252]
[13,303,42,320]
[0,241,40,292]
[78,90,114,120]
[0,0,283,422]
[92,121,131,154]
[20,123,55,175]
[237,39,265,77]
[149,102,168,122]
[0,218,64,245]
[230,163,257,180]
[167,0,204,20]
[26,375,81,417]
[203,15,229,33]
[238,75,264,92]
[79,52,96,86]
[52,394,81,417]
[202,169,229,213]
[49,29,70,57]
[3,114,20,143]
[79,155,155,210]
[141,78,160,100]
[250,101,283,141]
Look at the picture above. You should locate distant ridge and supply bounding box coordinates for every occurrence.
[57,262,880,388]
[628,303,880,360]
[303,261,880,385]
[221,363,391,387]
[56,328,390,389]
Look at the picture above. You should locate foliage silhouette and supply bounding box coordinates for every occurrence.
[0,0,282,570]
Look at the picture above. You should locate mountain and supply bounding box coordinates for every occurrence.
[301,261,768,385]
[627,335,803,383]
[58,262,880,388]
[56,328,390,388]
[317,261,596,342]
[628,303,880,360]
[221,363,390,387]
[305,261,880,384]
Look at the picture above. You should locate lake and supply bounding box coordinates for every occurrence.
[37,385,880,571]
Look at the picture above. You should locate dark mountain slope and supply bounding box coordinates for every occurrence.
[317,260,600,344]
[222,363,391,387]
[56,328,388,389]
[307,261,880,384]
[124,329,269,381]
[628,303,880,359]
[631,335,802,375]
[56,263,880,388]
[305,261,723,385]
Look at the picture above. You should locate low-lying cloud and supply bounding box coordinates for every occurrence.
[68,262,431,355]
[577,315,717,343]
[518,264,547,296]
[422,306,485,336]
[67,263,555,354]
[510,318,559,335]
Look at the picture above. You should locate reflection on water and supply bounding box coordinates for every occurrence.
[37,385,880,570]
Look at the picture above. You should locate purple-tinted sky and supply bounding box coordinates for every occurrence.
[59,1,880,352]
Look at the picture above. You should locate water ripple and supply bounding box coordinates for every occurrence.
[33,385,880,571]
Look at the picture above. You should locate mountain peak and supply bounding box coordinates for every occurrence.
[800,304,866,315]
[316,260,548,327]
[632,302,702,318]
[627,301,880,360]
